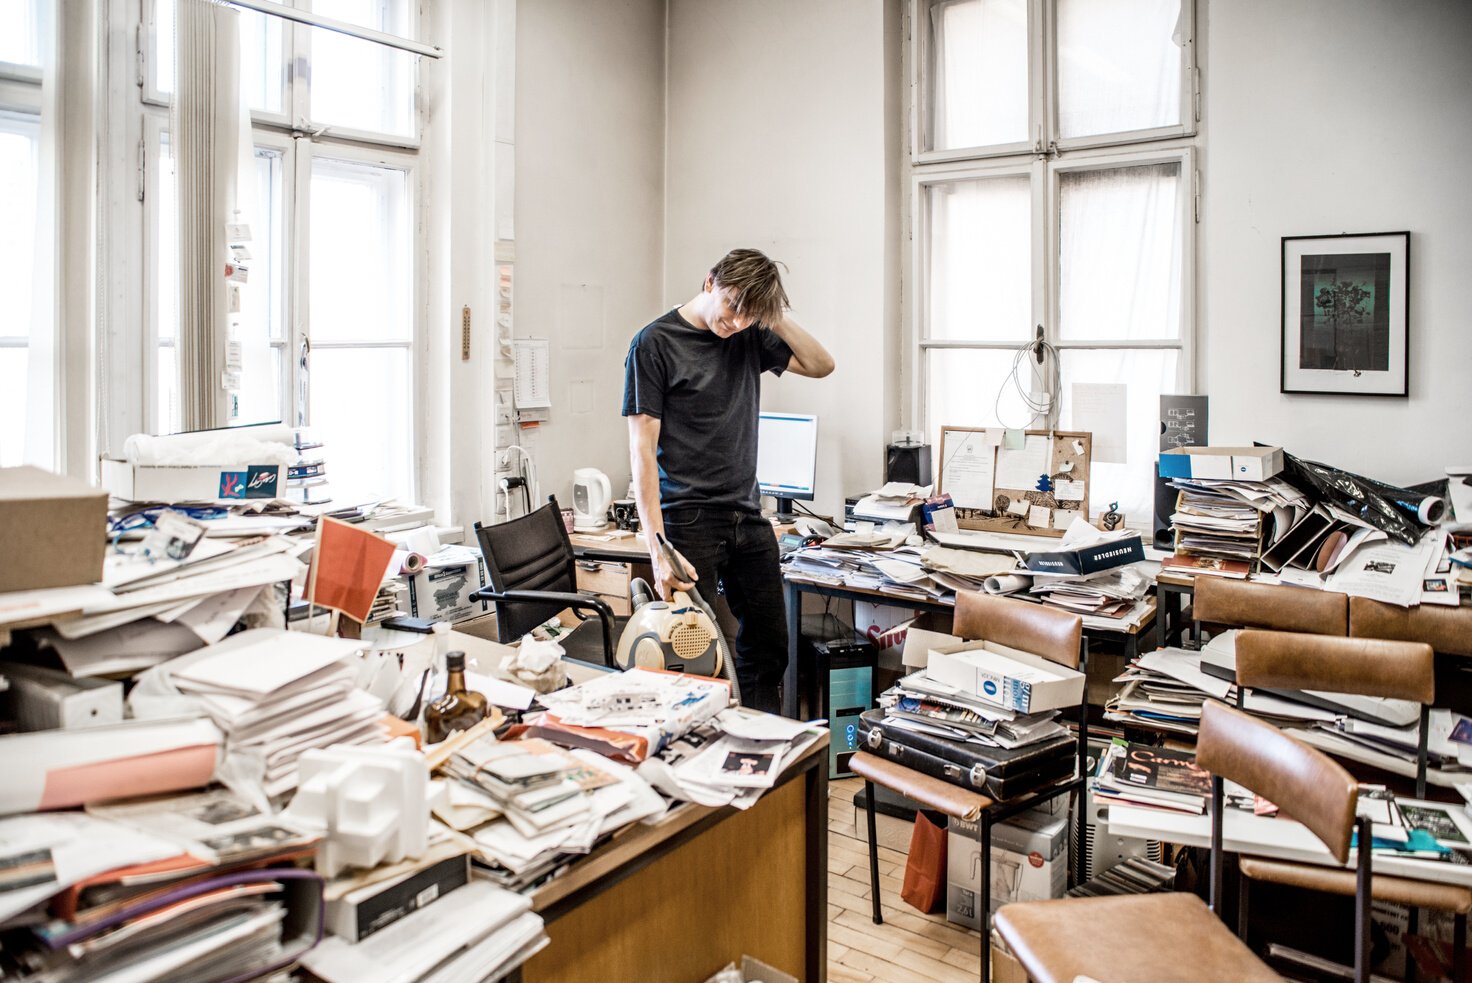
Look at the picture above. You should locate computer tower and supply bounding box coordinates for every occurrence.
[813,635,876,779]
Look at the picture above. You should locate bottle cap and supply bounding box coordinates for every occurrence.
[446,651,466,671]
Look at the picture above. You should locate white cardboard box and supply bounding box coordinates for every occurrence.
[406,556,490,624]
[1157,445,1284,482]
[100,457,289,504]
[852,600,925,669]
[926,640,1085,714]
[948,807,1069,930]
[900,625,964,670]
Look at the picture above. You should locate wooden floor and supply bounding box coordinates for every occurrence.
[826,777,985,983]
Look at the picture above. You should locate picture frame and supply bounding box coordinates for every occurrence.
[1281,231,1409,396]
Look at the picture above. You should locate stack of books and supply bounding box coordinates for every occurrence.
[1163,476,1310,576]
[1094,741,1211,815]
[288,427,330,506]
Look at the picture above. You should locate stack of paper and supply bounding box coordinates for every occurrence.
[144,629,386,799]
[636,709,825,810]
[878,671,1067,750]
[852,482,929,522]
[529,667,730,762]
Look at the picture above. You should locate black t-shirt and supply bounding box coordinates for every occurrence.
[621,308,793,512]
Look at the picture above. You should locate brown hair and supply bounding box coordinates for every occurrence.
[708,248,789,325]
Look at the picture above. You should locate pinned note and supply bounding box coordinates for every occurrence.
[1028,505,1052,528]
[982,429,1004,447]
[1071,439,1085,455]
[1059,460,1075,474]
[1007,499,1031,517]
[1004,429,1026,450]
[1054,479,1086,502]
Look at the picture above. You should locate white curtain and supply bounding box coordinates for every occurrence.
[173,0,243,431]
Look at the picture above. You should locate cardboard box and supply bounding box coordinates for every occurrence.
[0,466,108,592]
[1157,445,1284,481]
[852,600,925,669]
[990,937,1029,983]
[948,807,1069,930]
[926,640,1085,714]
[100,457,288,504]
[900,622,963,670]
[406,556,490,624]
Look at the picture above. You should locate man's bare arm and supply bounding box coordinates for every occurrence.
[627,413,695,599]
[769,313,834,378]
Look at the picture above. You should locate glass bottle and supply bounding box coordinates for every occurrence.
[423,651,488,743]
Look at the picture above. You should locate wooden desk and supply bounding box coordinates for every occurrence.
[517,733,830,983]
[781,573,1156,719]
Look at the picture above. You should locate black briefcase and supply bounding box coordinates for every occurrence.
[856,709,1077,801]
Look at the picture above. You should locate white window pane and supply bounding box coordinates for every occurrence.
[927,348,1036,437]
[1057,0,1184,139]
[0,0,40,66]
[157,134,177,344]
[0,119,38,338]
[157,343,180,435]
[153,0,284,114]
[308,0,416,137]
[234,149,285,425]
[1058,162,1182,342]
[1058,348,1178,525]
[926,0,1028,152]
[0,348,28,467]
[309,157,412,343]
[309,347,412,503]
[925,177,1032,343]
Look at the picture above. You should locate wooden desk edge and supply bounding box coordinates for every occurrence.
[529,732,830,915]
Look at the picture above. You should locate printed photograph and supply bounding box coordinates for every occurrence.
[1297,251,1392,374]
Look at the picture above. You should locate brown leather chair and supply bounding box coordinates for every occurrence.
[994,700,1372,983]
[852,591,1086,983]
[1191,576,1348,644]
[1349,596,1472,658]
[1233,629,1466,982]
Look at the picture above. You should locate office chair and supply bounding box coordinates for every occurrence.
[995,700,1371,983]
[1232,629,1467,982]
[1190,575,1348,647]
[851,590,1088,983]
[1352,596,1472,717]
[470,495,620,667]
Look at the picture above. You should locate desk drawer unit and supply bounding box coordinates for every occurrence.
[576,560,631,615]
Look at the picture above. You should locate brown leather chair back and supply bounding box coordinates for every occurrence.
[1193,577,1347,635]
[1196,701,1358,864]
[1236,629,1435,704]
[1350,596,1472,657]
[954,590,1083,669]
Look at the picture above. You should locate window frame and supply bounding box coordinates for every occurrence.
[906,0,1200,516]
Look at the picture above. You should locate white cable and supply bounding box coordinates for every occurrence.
[500,444,540,519]
[992,338,1058,430]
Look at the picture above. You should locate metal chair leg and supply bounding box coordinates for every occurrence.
[863,780,882,925]
[1237,870,1249,942]
[1454,912,1467,983]
[980,813,991,983]
[1408,907,1420,983]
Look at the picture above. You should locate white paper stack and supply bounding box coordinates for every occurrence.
[158,629,386,798]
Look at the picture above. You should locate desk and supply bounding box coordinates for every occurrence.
[781,574,1156,719]
[1107,801,1472,888]
[516,732,829,983]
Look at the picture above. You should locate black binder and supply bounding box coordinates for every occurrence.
[857,710,1076,801]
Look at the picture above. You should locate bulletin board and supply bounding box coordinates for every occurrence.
[936,426,1093,539]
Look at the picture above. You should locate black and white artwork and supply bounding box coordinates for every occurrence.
[1281,232,1409,396]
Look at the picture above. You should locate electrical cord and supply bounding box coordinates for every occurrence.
[994,337,1059,431]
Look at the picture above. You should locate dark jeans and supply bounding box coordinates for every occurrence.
[662,507,788,715]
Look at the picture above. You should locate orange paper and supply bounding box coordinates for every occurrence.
[308,516,396,623]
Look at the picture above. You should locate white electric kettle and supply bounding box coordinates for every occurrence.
[571,468,613,531]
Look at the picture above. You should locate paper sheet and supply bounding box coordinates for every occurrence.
[939,431,996,509]
[1072,382,1127,464]
[996,435,1051,490]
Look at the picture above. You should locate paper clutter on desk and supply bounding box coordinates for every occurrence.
[501,635,567,693]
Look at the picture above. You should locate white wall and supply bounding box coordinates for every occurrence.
[513,0,666,509]
[663,0,902,520]
[1201,0,1472,484]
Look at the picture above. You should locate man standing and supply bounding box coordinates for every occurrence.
[622,249,834,714]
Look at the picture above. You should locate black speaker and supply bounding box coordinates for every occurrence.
[885,443,932,486]
[1153,462,1176,549]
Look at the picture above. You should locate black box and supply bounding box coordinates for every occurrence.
[325,852,471,941]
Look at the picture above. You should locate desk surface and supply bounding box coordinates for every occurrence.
[1107,801,1472,888]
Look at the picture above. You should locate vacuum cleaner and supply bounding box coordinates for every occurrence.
[614,533,741,704]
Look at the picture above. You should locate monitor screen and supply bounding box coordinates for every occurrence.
[757,412,818,503]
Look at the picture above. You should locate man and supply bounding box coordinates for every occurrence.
[622,249,834,714]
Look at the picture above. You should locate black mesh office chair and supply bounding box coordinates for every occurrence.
[471,496,621,667]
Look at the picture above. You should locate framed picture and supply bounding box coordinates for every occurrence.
[1281,231,1409,396]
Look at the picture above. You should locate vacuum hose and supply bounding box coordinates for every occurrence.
[653,534,742,707]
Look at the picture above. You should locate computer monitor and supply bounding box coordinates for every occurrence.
[757,412,818,520]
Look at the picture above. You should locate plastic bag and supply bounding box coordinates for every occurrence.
[1283,453,1443,546]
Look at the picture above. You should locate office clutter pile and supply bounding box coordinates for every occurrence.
[1159,446,1465,609]
[1107,631,1469,787]
[857,620,1084,802]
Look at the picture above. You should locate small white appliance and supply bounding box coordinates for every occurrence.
[571,468,612,531]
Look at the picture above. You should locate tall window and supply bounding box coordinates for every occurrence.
[912,0,1197,521]
[0,0,44,468]
[143,0,421,503]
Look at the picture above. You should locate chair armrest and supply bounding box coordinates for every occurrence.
[467,588,618,667]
